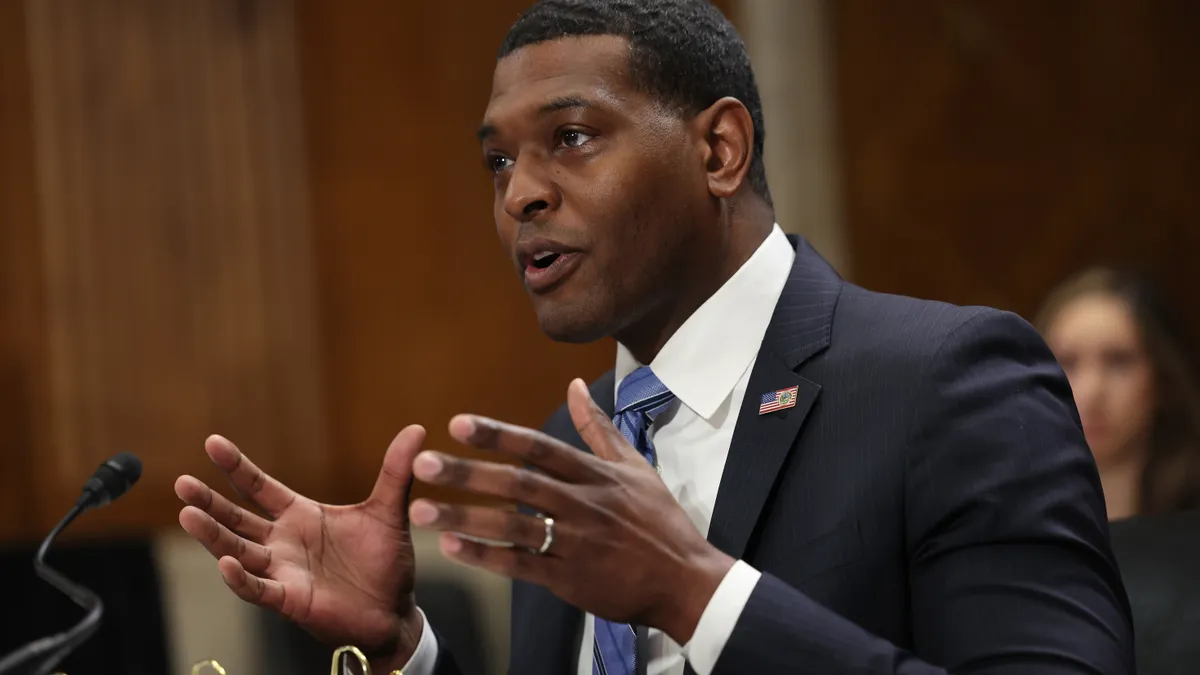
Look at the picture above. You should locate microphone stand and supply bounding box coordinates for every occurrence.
[0,500,104,675]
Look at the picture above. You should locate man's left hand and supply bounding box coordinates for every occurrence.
[408,378,736,645]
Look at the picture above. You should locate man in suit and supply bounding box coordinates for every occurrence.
[174,1,1135,673]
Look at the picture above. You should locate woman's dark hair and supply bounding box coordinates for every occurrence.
[1036,268,1200,516]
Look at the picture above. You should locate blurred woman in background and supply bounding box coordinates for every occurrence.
[1037,267,1200,520]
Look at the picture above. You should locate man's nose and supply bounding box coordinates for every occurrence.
[503,160,558,222]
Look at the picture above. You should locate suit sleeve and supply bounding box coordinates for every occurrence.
[428,627,463,675]
[384,612,464,675]
[711,310,1135,674]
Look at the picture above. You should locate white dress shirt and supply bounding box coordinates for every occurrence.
[402,224,796,675]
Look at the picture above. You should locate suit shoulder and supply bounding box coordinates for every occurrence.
[830,285,1047,368]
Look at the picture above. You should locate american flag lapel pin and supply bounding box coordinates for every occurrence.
[759,385,800,415]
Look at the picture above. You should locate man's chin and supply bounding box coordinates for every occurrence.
[534,306,611,344]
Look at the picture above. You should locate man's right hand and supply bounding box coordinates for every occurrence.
[174,426,427,668]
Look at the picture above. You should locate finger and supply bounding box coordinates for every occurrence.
[175,475,273,543]
[567,378,639,463]
[180,505,273,573]
[205,435,297,517]
[448,415,592,481]
[367,425,426,510]
[217,556,287,613]
[412,451,570,512]
[409,499,553,552]
[438,532,559,585]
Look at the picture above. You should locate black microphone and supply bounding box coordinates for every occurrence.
[78,452,142,508]
[0,452,142,675]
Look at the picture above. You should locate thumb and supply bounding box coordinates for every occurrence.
[366,424,426,510]
[567,378,639,463]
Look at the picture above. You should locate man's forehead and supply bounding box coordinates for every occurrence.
[485,35,635,117]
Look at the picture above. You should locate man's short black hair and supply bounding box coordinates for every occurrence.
[499,0,773,207]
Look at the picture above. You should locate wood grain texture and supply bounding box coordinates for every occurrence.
[832,0,1200,331]
[1,0,741,538]
[21,0,329,535]
[0,0,45,542]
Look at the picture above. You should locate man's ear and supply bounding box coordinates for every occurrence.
[693,97,755,199]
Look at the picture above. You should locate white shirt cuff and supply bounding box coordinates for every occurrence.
[680,559,762,675]
[392,607,439,675]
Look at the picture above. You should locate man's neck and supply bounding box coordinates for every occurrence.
[616,206,776,364]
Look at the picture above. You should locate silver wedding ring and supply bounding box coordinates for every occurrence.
[536,515,555,555]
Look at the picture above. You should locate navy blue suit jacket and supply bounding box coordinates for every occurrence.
[437,236,1135,674]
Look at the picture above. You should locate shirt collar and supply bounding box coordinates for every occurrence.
[615,224,796,420]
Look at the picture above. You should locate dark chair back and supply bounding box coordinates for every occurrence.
[1109,509,1200,675]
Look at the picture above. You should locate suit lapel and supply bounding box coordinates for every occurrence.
[705,236,842,560]
[706,353,820,559]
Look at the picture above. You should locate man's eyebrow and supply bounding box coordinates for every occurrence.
[476,96,598,144]
[537,95,594,116]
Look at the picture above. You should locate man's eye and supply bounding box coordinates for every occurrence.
[560,130,594,148]
[488,155,513,174]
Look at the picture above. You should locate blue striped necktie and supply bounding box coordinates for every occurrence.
[594,366,676,675]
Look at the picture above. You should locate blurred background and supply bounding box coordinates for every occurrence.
[0,1,1197,674]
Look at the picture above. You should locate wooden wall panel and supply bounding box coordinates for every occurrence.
[0,0,45,542]
[18,0,329,536]
[832,1,1200,331]
[295,0,616,504]
[0,0,741,539]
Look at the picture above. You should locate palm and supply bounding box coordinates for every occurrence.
[266,498,414,646]
[176,428,426,652]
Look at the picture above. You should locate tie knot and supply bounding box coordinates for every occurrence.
[615,366,675,423]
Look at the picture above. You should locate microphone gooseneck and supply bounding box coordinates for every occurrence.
[0,452,143,675]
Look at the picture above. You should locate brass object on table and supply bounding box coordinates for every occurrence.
[189,660,227,675]
[51,645,401,675]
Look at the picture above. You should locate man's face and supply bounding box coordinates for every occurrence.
[479,36,713,343]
